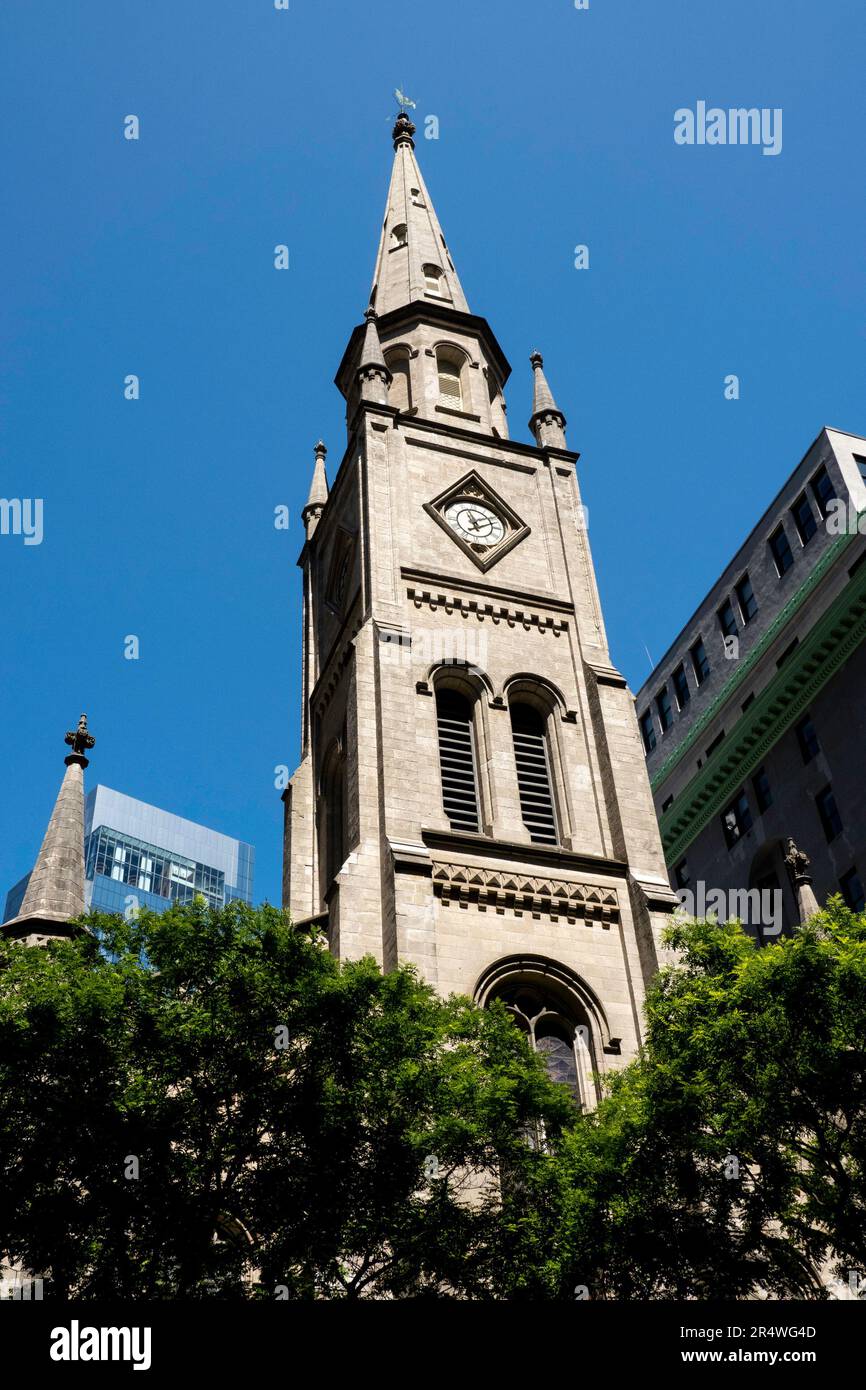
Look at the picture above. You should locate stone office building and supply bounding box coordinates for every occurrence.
[636,427,866,934]
[281,110,678,1103]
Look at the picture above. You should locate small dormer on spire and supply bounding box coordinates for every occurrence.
[356,308,392,404]
[303,441,329,538]
[528,351,568,450]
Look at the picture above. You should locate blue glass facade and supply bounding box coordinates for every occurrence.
[3,785,254,923]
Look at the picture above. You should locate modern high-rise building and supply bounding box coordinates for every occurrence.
[4,784,254,924]
[635,427,866,932]
[281,110,677,1103]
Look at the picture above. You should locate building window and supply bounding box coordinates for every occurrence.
[718,598,738,639]
[510,703,558,846]
[706,730,725,758]
[639,709,656,753]
[840,867,866,913]
[390,222,408,248]
[735,573,758,624]
[661,794,674,812]
[424,263,447,296]
[741,692,755,712]
[490,980,593,1110]
[671,663,690,710]
[436,688,480,832]
[791,492,817,545]
[721,789,753,848]
[810,465,835,519]
[769,524,795,577]
[674,859,689,889]
[436,347,464,408]
[690,637,710,685]
[752,766,773,814]
[816,785,843,843]
[795,714,820,764]
[656,687,674,731]
[854,454,866,486]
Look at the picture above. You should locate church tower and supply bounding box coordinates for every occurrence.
[283,112,677,1093]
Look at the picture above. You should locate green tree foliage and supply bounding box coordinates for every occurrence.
[0,902,570,1299]
[2,898,863,1299]
[545,898,866,1299]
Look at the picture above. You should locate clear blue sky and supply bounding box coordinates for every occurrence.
[2,0,864,907]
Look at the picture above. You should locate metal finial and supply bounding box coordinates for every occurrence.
[64,713,95,759]
[392,110,416,149]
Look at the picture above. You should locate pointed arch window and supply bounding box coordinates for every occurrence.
[436,347,464,409]
[492,980,594,1110]
[510,702,558,845]
[436,688,480,832]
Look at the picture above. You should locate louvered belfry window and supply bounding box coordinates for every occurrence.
[436,688,480,832]
[436,351,463,408]
[510,703,558,845]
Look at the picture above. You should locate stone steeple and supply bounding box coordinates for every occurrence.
[285,114,680,1092]
[302,441,329,538]
[3,714,95,944]
[528,351,568,450]
[368,112,469,318]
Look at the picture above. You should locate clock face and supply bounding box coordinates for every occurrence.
[444,499,505,547]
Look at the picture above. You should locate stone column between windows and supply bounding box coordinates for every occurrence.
[484,700,532,844]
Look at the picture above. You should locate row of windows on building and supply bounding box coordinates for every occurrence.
[638,463,852,755]
[672,707,865,913]
[86,826,227,909]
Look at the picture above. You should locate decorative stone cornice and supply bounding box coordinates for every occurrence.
[407,586,568,634]
[432,861,619,925]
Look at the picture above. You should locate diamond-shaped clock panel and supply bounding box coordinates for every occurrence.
[423,470,530,572]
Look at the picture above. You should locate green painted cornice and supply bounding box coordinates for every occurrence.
[651,522,863,791]
[659,542,866,866]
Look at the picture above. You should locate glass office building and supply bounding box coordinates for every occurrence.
[3,785,254,923]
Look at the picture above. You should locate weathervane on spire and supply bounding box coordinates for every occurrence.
[394,86,416,113]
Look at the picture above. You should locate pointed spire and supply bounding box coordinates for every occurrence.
[3,715,95,943]
[357,308,392,404]
[528,351,568,449]
[369,111,469,318]
[303,441,329,537]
